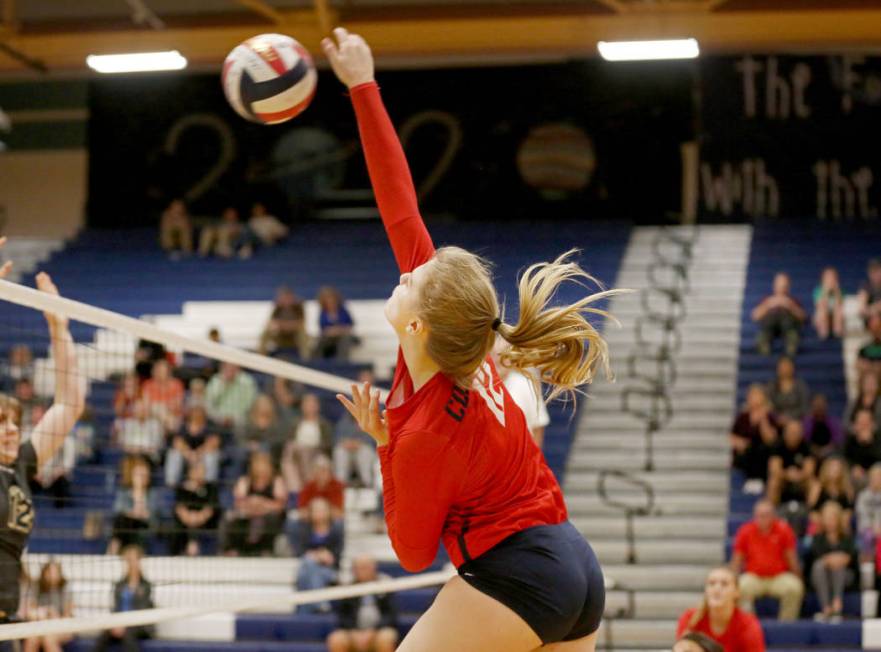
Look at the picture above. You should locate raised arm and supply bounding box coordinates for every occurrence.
[30,273,86,468]
[323,28,435,273]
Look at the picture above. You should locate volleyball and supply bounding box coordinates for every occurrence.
[222,33,317,125]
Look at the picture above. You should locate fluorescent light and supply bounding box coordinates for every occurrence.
[597,39,699,62]
[86,50,187,73]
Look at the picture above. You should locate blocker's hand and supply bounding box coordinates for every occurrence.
[337,381,389,446]
[322,27,375,89]
[0,237,12,279]
[36,271,68,331]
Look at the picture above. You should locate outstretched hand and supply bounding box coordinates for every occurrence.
[336,381,389,446]
[322,27,375,89]
[36,271,68,331]
[0,237,12,279]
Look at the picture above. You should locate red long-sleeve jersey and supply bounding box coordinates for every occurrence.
[350,82,568,573]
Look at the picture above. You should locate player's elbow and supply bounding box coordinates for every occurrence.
[395,544,438,573]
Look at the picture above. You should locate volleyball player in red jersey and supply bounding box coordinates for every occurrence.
[325,28,619,651]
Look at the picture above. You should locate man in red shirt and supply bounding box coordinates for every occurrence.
[297,455,345,521]
[731,498,804,620]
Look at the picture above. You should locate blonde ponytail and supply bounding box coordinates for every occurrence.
[496,249,624,402]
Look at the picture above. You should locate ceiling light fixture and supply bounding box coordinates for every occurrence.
[86,50,187,73]
[597,38,700,61]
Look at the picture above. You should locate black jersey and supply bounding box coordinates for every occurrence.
[0,441,37,615]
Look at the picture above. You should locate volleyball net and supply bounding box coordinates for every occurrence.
[0,278,449,644]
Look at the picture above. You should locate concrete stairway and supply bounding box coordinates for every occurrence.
[563,225,752,649]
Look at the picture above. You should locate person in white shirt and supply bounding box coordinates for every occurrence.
[492,340,550,447]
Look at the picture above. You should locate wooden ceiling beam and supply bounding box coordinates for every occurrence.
[2,6,881,74]
[237,0,288,25]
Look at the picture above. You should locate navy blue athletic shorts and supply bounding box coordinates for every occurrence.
[457,520,605,644]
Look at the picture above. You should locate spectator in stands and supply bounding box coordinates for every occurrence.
[730,385,780,487]
[271,376,302,426]
[24,559,74,652]
[313,286,357,361]
[676,566,765,652]
[326,555,398,652]
[858,258,881,327]
[164,405,221,487]
[141,359,184,430]
[30,404,75,508]
[732,498,804,621]
[493,341,551,447]
[108,457,158,555]
[857,314,881,379]
[333,369,376,487]
[248,202,288,246]
[14,378,40,432]
[809,501,857,622]
[847,372,881,427]
[223,451,287,556]
[856,463,881,563]
[170,460,219,556]
[185,377,207,412]
[237,393,289,471]
[845,408,881,487]
[114,399,164,464]
[0,343,34,389]
[803,394,844,460]
[807,456,854,533]
[259,286,309,360]
[92,545,154,652]
[293,496,345,613]
[766,420,815,507]
[159,198,193,259]
[766,357,810,425]
[752,272,806,356]
[673,633,724,652]
[113,373,140,419]
[180,328,222,382]
[813,266,845,340]
[297,455,345,520]
[281,393,333,492]
[205,362,257,432]
[198,206,258,259]
[134,339,166,382]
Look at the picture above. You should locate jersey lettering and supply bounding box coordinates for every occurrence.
[7,485,34,535]
[473,362,506,426]
[444,386,469,422]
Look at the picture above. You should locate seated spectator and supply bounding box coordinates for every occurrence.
[114,399,164,464]
[809,501,857,622]
[159,198,193,258]
[30,404,75,508]
[134,339,167,382]
[186,377,207,412]
[223,451,287,556]
[271,376,301,426]
[676,566,765,652]
[858,258,881,327]
[179,328,222,382]
[164,405,221,487]
[24,559,74,652]
[803,394,844,460]
[813,266,845,340]
[14,378,41,432]
[751,272,806,356]
[198,206,258,259]
[844,409,881,487]
[0,343,34,389]
[170,460,219,556]
[92,545,154,652]
[247,202,288,246]
[856,463,881,563]
[114,372,140,419]
[281,393,333,492]
[313,286,357,361]
[326,555,398,652]
[297,455,345,520]
[141,359,184,430]
[857,314,881,379]
[205,362,257,433]
[807,456,854,532]
[847,372,881,427]
[766,357,810,425]
[259,286,309,360]
[109,457,158,555]
[293,497,345,613]
[732,498,804,621]
[767,421,815,507]
[238,393,288,470]
[730,385,780,486]
[673,633,724,652]
[333,370,377,487]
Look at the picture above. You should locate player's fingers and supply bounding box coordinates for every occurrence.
[336,394,358,420]
[0,261,11,278]
[352,383,368,424]
[367,389,380,427]
[333,26,349,45]
[0,236,6,248]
